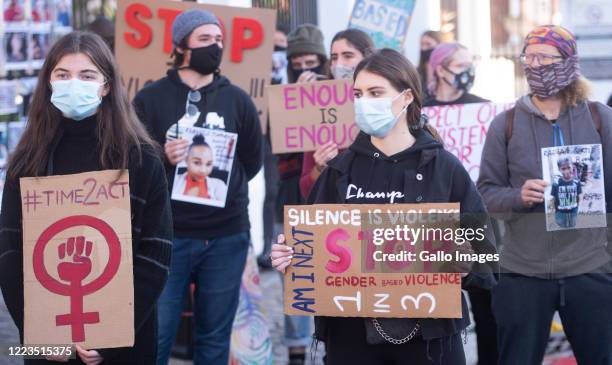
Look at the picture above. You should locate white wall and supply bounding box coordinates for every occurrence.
[317,0,356,54]
[402,0,441,64]
[590,80,612,104]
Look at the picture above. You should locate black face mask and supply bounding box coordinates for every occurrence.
[185,43,223,75]
[420,48,434,63]
[443,66,475,92]
[289,64,324,82]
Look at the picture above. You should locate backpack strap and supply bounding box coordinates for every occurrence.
[588,101,602,136]
[504,107,515,144]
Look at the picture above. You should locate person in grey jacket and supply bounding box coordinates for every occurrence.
[478,25,612,365]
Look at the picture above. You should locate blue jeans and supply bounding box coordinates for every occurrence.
[156,232,249,365]
[555,209,577,228]
[284,309,312,348]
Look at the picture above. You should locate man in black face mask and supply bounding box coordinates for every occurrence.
[133,9,263,365]
[286,23,328,83]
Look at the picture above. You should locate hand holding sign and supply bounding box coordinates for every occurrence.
[521,179,548,208]
[313,142,339,172]
[164,139,190,166]
[76,345,104,365]
[271,234,293,273]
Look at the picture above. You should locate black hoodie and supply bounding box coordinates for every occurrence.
[308,129,499,341]
[0,116,172,364]
[134,70,263,240]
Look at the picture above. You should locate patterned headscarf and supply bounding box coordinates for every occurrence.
[523,25,577,58]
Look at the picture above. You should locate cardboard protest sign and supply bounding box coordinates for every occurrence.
[20,170,134,348]
[284,204,463,318]
[423,102,515,181]
[541,144,607,231]
[267,79,360,153]
[115,0,276,128]
[348,0,416,50]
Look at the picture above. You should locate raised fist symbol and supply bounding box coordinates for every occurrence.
[57,236,93,283]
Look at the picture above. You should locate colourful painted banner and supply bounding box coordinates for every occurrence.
[348,0,416,50]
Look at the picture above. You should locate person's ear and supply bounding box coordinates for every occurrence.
[403,89,414,106]
[100,82,110,97]
[435,65,445,79]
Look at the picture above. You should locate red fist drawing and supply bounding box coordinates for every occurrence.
[57,236,93,283]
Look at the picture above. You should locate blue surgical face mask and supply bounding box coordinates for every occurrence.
[354,91,408,137]
[50,79,104,121]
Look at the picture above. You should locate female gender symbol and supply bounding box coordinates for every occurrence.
[32,215,121,342]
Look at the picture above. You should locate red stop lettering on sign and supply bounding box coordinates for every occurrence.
[231,17,263,62]
[124,2,153,49]
[158,8,181,53]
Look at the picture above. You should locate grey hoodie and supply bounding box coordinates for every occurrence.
[477,96,612,278]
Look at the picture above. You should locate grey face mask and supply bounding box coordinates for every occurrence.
[331,64,356,80]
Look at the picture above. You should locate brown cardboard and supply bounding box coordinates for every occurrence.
[20,170,134,348]
[267,79,360,153]
[283,204,462,318]
[115,0,276,131]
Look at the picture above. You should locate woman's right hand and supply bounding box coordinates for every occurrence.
[297,71,317,83]
[271,234,293,273]
[164,139,190,166]
[313,142,339,172]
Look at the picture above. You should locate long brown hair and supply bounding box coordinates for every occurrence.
[354,48,443,141]
[7,31,154,181]
[560,76,591,106]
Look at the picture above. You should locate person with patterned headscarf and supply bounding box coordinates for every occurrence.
[478,24,612,365]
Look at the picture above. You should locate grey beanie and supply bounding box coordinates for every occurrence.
[286,24,326,59]
[172,9,220,46]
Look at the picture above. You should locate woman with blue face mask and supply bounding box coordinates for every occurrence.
[299,28,374,200]
[270,49,498,365]
[0,31,172,365]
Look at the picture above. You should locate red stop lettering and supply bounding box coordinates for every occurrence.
[231,17,263,62]
[124,3,153,49]
[158,8,181,54]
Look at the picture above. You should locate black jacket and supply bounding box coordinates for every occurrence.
[133,69,263,240]
[308,129,498,340]
[423,92,488,107]
[0,116,173,364]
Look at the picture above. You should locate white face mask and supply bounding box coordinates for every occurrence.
[331,64,356,80]
[50,79,103,121]
[354,90,408,137]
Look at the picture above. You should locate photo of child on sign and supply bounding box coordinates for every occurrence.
[541,144,607,231]
[171,127,237,208]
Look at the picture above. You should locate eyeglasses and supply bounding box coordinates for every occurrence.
[186,90,201,117]
[519,53,564,66]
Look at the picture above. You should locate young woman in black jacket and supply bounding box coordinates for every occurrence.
[271,49,498,365]
[0,32,172,365]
